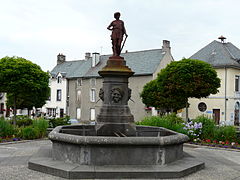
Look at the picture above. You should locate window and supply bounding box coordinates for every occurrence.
[77,90,81,102]
[57,89,62,101]
[90,78,96,87]
[90,108,95,121]
[77,78,82,86]
[235,75,240,92]
[198,102,207,112]
[90,88,96,102]
[77,108,81,119]
[47,108,56,117]
[57,76,62,83]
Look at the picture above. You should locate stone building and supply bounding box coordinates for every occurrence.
[45,40,174,122]
[186,37,240,126]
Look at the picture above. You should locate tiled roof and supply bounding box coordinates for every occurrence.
[51,60,86,78]
[51,49,166,78]
[190,40,240,68]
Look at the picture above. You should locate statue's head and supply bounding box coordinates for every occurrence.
[114,12,121,20]
[111,88,123,103]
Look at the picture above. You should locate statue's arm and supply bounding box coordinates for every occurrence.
[107,22,113,30]
[122,21,128,37]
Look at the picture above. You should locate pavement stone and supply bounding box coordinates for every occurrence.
[0,140,239,180]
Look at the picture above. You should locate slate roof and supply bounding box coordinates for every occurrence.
[51,49,166,78]
[190,40,240,68]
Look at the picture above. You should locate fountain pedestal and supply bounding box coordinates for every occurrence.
[96,56,136,136]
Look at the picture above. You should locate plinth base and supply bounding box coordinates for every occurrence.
[29,145,204,179]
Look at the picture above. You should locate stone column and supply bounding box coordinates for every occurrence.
[96,56,136,136]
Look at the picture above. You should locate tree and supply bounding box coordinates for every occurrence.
[0,56,50,123]
[141,59,221,114]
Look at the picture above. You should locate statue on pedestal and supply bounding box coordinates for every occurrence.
[107,12,128,56]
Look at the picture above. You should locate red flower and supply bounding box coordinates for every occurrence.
[225,141,229,145]
[206,139,211,143]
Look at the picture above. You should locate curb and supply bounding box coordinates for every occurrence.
[184,143,240,152]
[0,138,49,145]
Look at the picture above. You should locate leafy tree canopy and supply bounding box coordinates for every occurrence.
[141,59,221,112]
[141,79,188,112]
[0,56,50,109]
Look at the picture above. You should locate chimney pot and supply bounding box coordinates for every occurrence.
[162,40,171,52]
[85,52,91,60]
[57,53,66,65]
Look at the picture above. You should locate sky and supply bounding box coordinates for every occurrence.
[1,0,240,71]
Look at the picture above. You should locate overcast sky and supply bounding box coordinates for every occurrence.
[0,0,240,71]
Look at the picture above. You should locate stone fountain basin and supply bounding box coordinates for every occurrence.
[29,125,204,179]
[48,125,189,166]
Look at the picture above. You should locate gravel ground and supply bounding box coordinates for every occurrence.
[0,140,239,180]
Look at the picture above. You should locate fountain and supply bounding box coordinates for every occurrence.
[28,12,204,179]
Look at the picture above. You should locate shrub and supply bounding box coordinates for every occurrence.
[193,115,215,140]
[21,126,38,140]
[0,117,15,137]
[213,126,237,142]
[136,114,185,133]
[9,115,33,127]
[160,113,184,125]
[32,118,48,138]
[48,116,71,128]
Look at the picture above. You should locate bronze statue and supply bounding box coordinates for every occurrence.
[107,12,128,56]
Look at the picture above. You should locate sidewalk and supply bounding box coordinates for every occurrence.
[0,140,239,180]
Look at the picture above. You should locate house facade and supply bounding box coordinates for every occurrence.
[185,38,240,126]
[42,71,68,118]
[47,40,174,121]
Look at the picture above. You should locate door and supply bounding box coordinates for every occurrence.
[213,109,220,124]
[60,109,64,118]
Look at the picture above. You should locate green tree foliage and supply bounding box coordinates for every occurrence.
[141,59,221,112]
[141,79,187,112]
[0,56,50,120]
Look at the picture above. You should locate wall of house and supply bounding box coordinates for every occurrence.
[186,67,240,125]
[153,49,174,79]
[68,78,102,121]
[128,75,153,121]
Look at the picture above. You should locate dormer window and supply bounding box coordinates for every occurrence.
[90,78,96,87]
[77,78,82,86]
[57,76,62,83]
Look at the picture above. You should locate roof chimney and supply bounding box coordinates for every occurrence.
[218,35,226,43]
[92,52,100,67]
[85,52,91,60]
[57,53,66,65]
[162,40,171,52]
